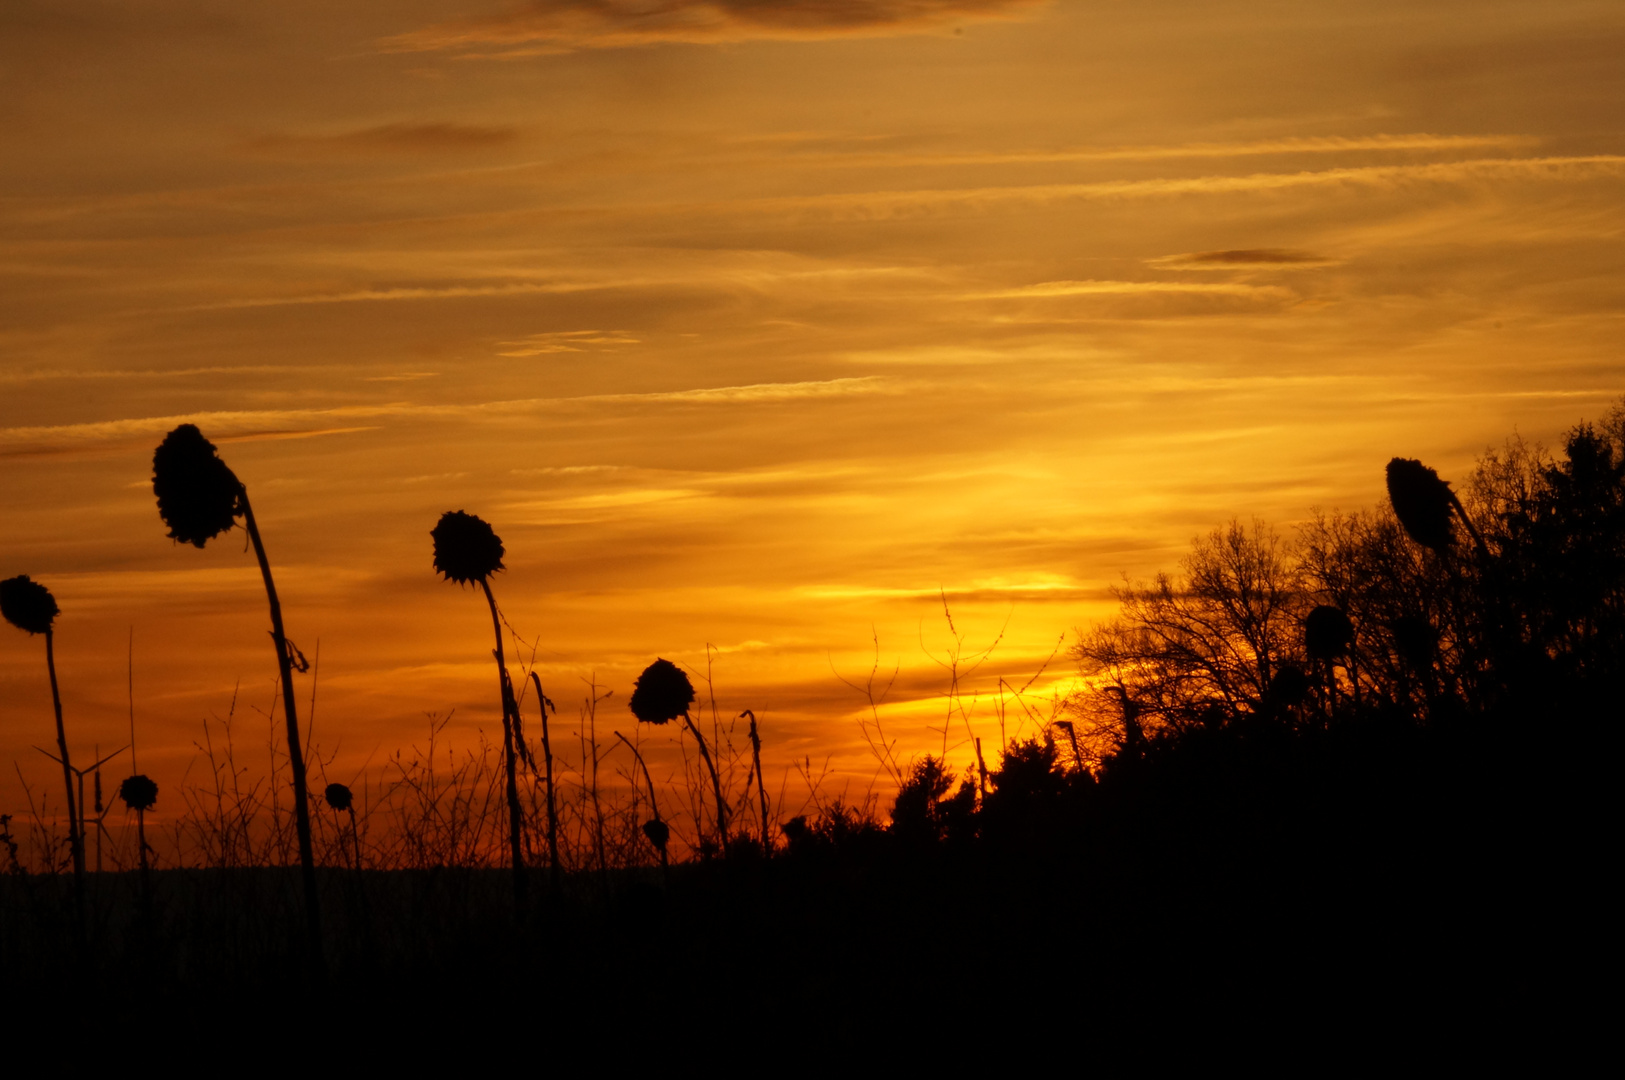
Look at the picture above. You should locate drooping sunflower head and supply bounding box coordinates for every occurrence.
[324,783,353,811]
[1385,457,1455,553]
[431,510,505,586]
[1,575,59,636]
[629,658,695,725]
[153,424,243,548]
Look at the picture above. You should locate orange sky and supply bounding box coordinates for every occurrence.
[3,0,1623,840]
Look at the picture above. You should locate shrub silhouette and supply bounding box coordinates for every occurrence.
[3,576,84,908]
[152,423,322,963]
[431,509,529,905]
[630,658,729,852]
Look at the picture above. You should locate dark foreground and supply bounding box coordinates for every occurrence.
[0,710,1602,1051]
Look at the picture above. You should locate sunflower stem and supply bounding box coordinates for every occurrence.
[480,579,527,909]
[44,629,84,919]
[240,495,323,971]
[682,713,728,854]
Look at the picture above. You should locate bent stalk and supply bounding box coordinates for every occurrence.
[480,579,526,907]
[240,496,322,966]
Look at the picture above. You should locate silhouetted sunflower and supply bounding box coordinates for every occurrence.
[1305,605,1354,661]
[324,783,353,811]
[642,818,670,853]
[119,774,158,812]
[431,510,505,585]
[1386,458,1455,552]
[153,424,243,548]
[1,575,59,635]
[629,659,695,725]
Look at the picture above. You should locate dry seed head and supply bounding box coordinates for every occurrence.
[324,783,353,811]
[1385,457,1455,552]
[153,424,243,548]
[1390,615,1438,670]
[1304,605,1354,661]
[431,510,505,585]
[119,774,158,812]
[1,575,59,636]
[642,818,670,852]
[629,658,695,725]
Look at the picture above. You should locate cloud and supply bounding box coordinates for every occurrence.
[0,378,890,456]
[759,154,1625,221]
[983,280,1298,300]
[247,123,520,156]
[1147,250,1336,271]
[384,0,1047,55]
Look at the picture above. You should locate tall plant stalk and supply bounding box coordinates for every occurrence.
[741,710,770,856]
[431,509,526,908]
[241,499,321,954]
[2,576,82,918]
[528,671,560,892]
[45,628,84,903]
[480,578,527,905]
[152,423,323,967]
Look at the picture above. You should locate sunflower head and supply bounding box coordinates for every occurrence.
[431,510,505,585]
[1390,615,1438,670]
[119,774,159,812]
[324,783,353,812]
[629,658,695,725]
[0,575,59,636]
[1385,457,1455,552]
[1304,605,1354,661]
[153,424,243,548]
[642,818,670,853]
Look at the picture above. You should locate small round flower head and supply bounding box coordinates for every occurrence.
[629,658,695,725]
[324,783,353,811]
[1304,605,1354,661]
[1386,458,1455,553]
[1269,663,1310,707]
[153,424,243,548]
[119,774,159,812]
[431,510,505,585]
[642,818,670,852]
[1,575,59,636]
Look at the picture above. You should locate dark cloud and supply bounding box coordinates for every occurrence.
[384,0,1047,54]
[1148,249,1335,270]
[248,122,520,156]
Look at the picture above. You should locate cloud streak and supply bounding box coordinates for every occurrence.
[0,378,891,455]
[385,0,1047,55]
[759,154,1625,221]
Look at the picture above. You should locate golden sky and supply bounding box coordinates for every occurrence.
[3,0,1623,828]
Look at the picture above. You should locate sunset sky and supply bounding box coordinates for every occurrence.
[3,0,1623,835]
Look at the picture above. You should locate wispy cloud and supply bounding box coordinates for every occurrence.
[764,155,1625,221]
[809,133,1540,171]
[247,123,520,156]
[384,0,1047,56]
[983,280,1298,300]
[1146,249,1337,270]
[0,378,890,455]
[496,330,641,356]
